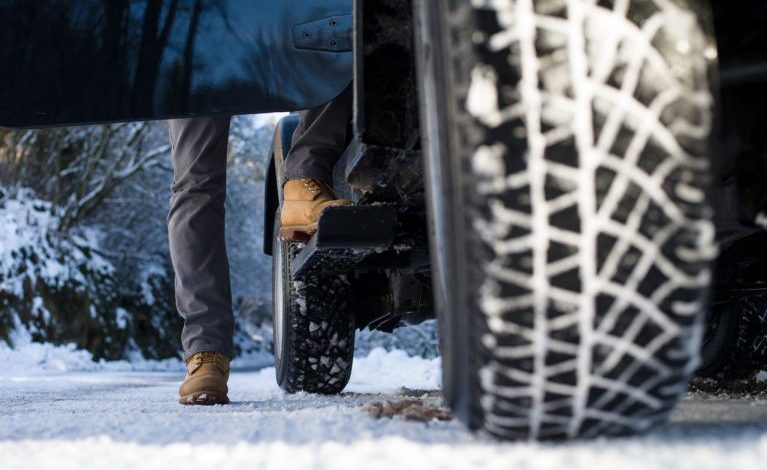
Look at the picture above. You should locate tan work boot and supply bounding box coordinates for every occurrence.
[280,178,351,241]
[178,351,230,405]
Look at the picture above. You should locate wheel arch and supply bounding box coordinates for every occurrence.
[263,113,300,256]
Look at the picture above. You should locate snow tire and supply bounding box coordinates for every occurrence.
[272,213,355,394]
[698,296,767,380]
[414,0,716,439]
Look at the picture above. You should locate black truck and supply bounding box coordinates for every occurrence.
[2,0,767,441]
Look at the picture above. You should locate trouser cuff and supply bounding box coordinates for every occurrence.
[282,168,334,188]
[183,343,233,362]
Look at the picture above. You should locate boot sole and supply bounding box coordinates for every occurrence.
[179,391,230,406]
[279,224,318,242]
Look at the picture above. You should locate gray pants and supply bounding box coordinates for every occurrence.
[168,117,234,361]
[168,86,352,360]
[283,85,352,184]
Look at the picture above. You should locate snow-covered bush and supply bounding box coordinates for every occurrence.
[0,189,123,357]
[0,122,182,359]
[0,187,185,360]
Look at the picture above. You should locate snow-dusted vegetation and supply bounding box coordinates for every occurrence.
[0,189,123,357]
[0,116,278,362]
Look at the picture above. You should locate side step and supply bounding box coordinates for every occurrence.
[291,205,397,278]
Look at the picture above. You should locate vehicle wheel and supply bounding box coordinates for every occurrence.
[414,0,716,439]
[698,297,767,379]
[272,212,355,394]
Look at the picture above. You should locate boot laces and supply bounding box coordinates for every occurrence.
[302,179,334,198]
[188,351,227,366]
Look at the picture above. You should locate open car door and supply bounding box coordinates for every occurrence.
[0,0,352,128]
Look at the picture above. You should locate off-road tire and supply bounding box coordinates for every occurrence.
[272,213,355,394]
[698,297,767,379]
[414,0,716,439]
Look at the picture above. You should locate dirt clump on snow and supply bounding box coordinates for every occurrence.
[364,399,453,422]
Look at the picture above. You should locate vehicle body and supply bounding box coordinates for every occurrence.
[3,0,767,440]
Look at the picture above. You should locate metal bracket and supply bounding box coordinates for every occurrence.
[293,14,352,52]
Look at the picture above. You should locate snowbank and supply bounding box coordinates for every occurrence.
[347,348,441,393]
[0,333,274,374]
[0,336,183,374]
[0,332,439,384]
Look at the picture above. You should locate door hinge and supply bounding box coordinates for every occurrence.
[293,14,352,52]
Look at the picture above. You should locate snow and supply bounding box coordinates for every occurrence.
[346,348,441,393]
[0,329,279,374]
[354,320,439,359]
[1,341,767,470]
[0,334,184,374]
[248,112,290,129]
[0,191,108,296]
[467,65,502,127]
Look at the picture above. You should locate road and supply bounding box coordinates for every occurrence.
[1,349,767,470]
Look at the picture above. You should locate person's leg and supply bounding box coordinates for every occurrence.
[167,117,234,362]
[283,85,353,184]
[280,86,352,241]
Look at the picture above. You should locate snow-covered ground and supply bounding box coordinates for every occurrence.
[2,345,767,470]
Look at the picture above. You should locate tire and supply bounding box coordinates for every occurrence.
[272,212,355,394]
[414,0,716,439]
[697,297,767,379]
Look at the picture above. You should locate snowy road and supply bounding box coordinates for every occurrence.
[2,349,767,470]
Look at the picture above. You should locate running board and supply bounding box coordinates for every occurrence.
[291,205,397,278]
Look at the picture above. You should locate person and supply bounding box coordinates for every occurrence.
[170,86,352,405]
